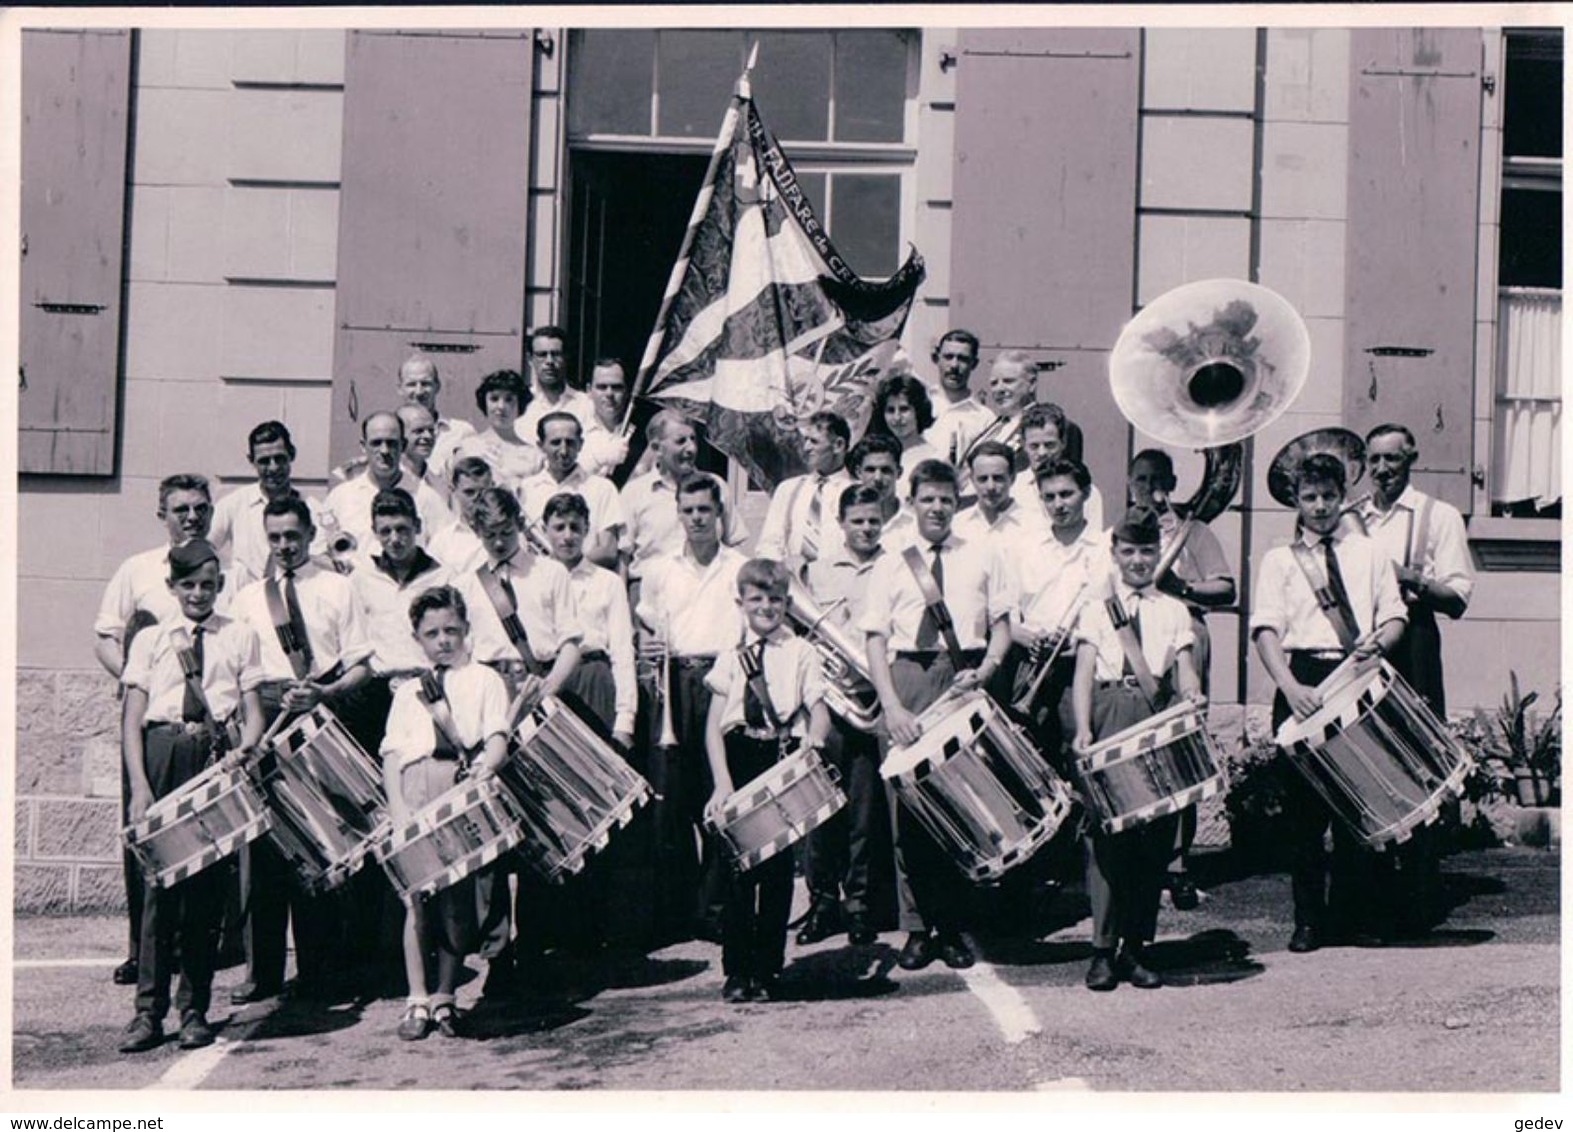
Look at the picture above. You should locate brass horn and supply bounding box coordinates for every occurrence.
[786,575,883,733]
[1110,279,1311,449]
[1266,427,1367,508]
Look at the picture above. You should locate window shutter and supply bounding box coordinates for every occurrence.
[949,29,1142,499]
[330,30,536,466]
[1344,28,1484,511]
[19,29,132,475]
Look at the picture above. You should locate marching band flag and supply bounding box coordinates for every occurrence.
[632,68,926,491]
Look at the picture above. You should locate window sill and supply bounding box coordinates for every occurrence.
[1468,516,1562,572]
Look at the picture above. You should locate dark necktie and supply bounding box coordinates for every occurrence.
[428,667,460,759]
[916,542,945,649]
[497,562,519,609]
[1121,596,1143,677]
[282,569,313,671]
[1320,536,1355,623]
[801,476,827,562]
[182,625,206,722]
[743,641,771,730]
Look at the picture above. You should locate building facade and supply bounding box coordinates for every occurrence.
[14,25,1562,910]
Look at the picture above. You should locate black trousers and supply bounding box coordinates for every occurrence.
[121,758,145,963]
[1082,685,1180,951]
[800,715,889,920]
[719,733,795,980]
[649,659,723,942]
[887,652,980,935]
[1274,653,1385,934]
[134,727,221,1020]
[239,685,344,990]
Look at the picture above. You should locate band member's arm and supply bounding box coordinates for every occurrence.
[473,730,509,778]
[805,699,832,751]
[587,527,621,570]
[1253,627,1321,719]
[1160,573,1237,608]
[955,612,1010,691]
[286,658,370,712]
[94,635,125,679]
[237,688,265,750]
[1367,552,1411,657]
[703,694,733,821]
[1394,568,1468,619]
[538,641,582,705]
[1175,646,1203,704]
[1370,616,1407,659]
[1070,640,1096,754]
[122,688,154,823]
[382,749,409,824]
[867,632,920,746]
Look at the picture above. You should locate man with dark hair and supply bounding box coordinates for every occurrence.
[428,456,494,574]
[210,421,326,588]
[581,358,634,477]
[1252,451,1407,954]
[94,472,221,989]
[517,325,595,442]
[1013,403,1103,530]
[323,411,454,564]
[517,411,624,568]
[923,329,993,468]
[756,409,855,576]
[954,439,1047,544]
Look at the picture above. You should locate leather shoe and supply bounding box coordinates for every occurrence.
[1084,953,1118,992]
[1168,875,1200,911]
[722,976,751,1004]
[431,1003,461,1038]
[896,931,935,971]
[845,913,876,946]
[178,1010,215,1049]
[795,902,842,946]
[1117,948,1162,989]
[935,933,975,970]
[748,975,780,1002]
[229,981,282,1005]
[1288,925,1321,954]
[112,959,139,986]
[119,1013,164,1054]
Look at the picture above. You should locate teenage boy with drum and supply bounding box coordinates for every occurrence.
[703,558,832,1002]
[1069,507,1205,992]
[861,459,1013,972]
[1250,453,1406,955]
[381,586,512,1041]
[119,539,265,1053]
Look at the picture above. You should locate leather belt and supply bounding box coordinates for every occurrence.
[1288,649,1345,662]
[147,720,217,737]
[579,650,610,663]
[673,655,717,670]
[1096,676,1143,690]
[734,726,783,742]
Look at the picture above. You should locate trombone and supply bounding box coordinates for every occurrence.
[1010,579,1091,715]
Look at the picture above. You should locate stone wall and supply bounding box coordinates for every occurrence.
[15,669,126,914]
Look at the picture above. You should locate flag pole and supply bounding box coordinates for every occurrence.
[619,43,760,435]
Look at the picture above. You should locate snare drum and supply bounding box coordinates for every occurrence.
[1076,701,1225,835]
[881,691,1074,882]
[252,706,386,892]
[373,777,527,904]
[708,746,847,872]
[497,696,653,882]
[124,761,273,888]
[1275,659,1473,848]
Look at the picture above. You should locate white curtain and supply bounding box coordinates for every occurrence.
[1494,288,1563,508]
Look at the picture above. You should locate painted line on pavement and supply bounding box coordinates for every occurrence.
[14,957,121,969]
[147,1014,267,1091]
[955,954,1041,1044]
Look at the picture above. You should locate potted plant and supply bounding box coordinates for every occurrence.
[1222,739,1290,872]
[1470,671,1561,808]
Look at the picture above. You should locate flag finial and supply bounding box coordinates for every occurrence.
[737,40,759,97]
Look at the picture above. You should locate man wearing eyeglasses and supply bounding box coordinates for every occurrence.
[515,326,596,444]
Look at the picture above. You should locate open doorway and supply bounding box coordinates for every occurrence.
[566,149,722,475]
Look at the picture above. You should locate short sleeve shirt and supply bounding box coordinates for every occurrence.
[704,628,827,737]
[379,662,510,771]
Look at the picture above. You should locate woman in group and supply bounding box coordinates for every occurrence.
[452,369,545,495]
[868,371,946,470]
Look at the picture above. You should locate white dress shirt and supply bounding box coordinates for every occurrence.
[705,626,827,737]
[209,483,328,587]
[567,558,638,737]
[619,469,750,580]
[925,396,997,466]
[95,545,235,643]
[323,470,455,561]
[451,430,545,495]
[1250,527,1408,651]
[805,547,885,632]
[427,523,487,576]
[122,613,264,724]
[427,416,478,488]
[379,661,510,771]
[635,545,747,657]
[1075,583,1196,682]
[517,465,625,538]
[349,551,453,674]
[755,469,856,563]
[1354,485,1474,605]
[231,562,373,682]
[858,530,1009,653]
[579,415,630,479]
[1009,523,1113,635]
[951,498,1051,548]
[515,388,597,448]
[454,551,582,666]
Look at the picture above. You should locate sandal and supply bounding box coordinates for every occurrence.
[397,1003,432,1042]
[431,1003,461,1039]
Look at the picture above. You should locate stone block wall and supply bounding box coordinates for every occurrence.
[15,670,127,914]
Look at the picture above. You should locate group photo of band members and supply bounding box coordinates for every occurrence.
[99,305,1481,1056]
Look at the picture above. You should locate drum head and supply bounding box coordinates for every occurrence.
[1084,699,1200,760]
[880,695,992,780]
[1276,664,1387,747]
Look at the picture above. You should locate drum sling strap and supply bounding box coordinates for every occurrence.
[1104,594,1162,710]
[901,545,966,670]
[416,670,481,782]
[171,624,236,757]
[738,638,802,763]
[264,572,316,682]
[1290,539,1361,654]
[476,560,543,674]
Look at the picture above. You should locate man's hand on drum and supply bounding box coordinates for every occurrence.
[953,666,986,693]
[1071,728,1094,756]
[1286,680,1322,720]
[129,786,153,824]
[1350,634,1384,661]
[511,674,547,719]
[704,781,733,825]
[281,681,322,713]
[884,704,923,747]
[612,728,635,752]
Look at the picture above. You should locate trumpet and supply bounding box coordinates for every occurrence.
[638,611,679,749]
[1010,580,1091,715]
[786,575,882,732]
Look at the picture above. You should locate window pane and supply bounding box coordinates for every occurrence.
[748,31,831,141]
[568,30,655,137]
[834,31,910,143]
[658,30,746,138]
[1499,187,1563,288]
[793,170,827,221]
[1504,31,1563,159]
[829,173,900,276]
